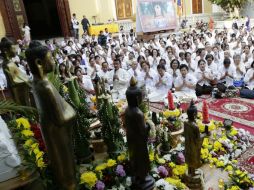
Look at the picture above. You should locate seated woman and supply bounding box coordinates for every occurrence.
[155,64,173,93]
[233,54,246,87]
[241,61,254,99]
[140,61,157,93]
[195,59,214,96]
[59,63,71,84]
[168,59,181,81]
[244,61,254,90]
[147,64,173,102]
[217,58,236,93]
[174,64,197,101]
[75,68,95,103]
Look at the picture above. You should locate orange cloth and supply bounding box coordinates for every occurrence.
[209,17,214,31]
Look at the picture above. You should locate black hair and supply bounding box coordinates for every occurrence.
[25,41,49,75]
[0,37,14,56]
[198,59,206,66]
[223,58,231,65]
[157,64,166,71]
[179,64,189,71]
[159,58,166,65]
[205,54,214,60]
[184,52,191,58]
[141,60,150,68]
[170,59,180,69]
[251,61,254,68]
[89,57,95,62]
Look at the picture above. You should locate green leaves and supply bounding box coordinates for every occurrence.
[0,100,36,115]
[208,0,248,12]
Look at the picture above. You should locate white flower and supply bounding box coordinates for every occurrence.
[163,154,171,161]
[155,179,174,190]
[125,177,132,187]
[234,149,242,157]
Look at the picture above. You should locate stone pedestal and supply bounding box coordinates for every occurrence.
[131,175,155,190]
[184,169,204,190]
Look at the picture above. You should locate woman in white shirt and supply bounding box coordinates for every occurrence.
[195,59,214,96]
[174,64,198,101]
[155,64,173,93]
[140,61,157,93]
[148,49,161,70]
[168,59,181,82]
[233,54,246,87]
[217,58,236,93]
[244,61,254,90]
[241,45,252,69]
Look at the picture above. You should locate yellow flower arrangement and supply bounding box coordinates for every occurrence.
[216,160,225,168]
[63,85,68,93]
[229,128,238,136]
[225,165,233,172]
[16,118,30,129]
[90,96,96,103]
[24,139,33,147]
[165,177,187,189]
[149,151,155,162]
[95,163,107,172]
[202,137,210,148]
[21,130,34,137]
[35,151,44,161]
[117,153,126,162]
[213,141,224,152]
[106,159,116,167]
[201,148,210,159]
[168,162,176,168]
[36,158,46,169]
[156,154,166,164]
[172,164,187,176]
[197,120,217,133]
[163,109,181,118]
[227,186,241,190]
[80,171,98,188]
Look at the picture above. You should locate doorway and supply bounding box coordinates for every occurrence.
[192,0,203,14]
[23,0,62,39]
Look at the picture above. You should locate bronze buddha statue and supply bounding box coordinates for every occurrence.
[0,37,30,106]
[125,77,154,190]
[25,41,77,190]
[184,101,204,189]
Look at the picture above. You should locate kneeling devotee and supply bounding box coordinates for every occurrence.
[174,64,198,101]
[148,64,173,102]
[195,59,214,96]
[108,58,130,101]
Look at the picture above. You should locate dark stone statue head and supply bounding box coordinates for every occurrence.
[187,100,197,121]
[25,41,55,77]
[126,77,143,107]
[0,37,16,59]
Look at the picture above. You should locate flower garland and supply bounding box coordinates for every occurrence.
[10,117,47,170]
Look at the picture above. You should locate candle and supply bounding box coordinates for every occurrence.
[167,91,175,110]
[202,100,210,124]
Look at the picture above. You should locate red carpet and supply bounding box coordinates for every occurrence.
[196,98,254,134]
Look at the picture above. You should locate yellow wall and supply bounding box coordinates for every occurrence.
[204,0,212,14]
[68,0,116,32]
[0,10,6,38]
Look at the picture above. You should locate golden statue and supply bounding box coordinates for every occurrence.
[0,37,30,106]
[184,101,204,189]
[25,41,77,190]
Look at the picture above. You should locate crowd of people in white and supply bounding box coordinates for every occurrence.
[1,21,254,103]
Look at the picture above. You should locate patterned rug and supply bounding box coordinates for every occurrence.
[237,145,254,174]
[196,98,254,134]
[150,97,254,134]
